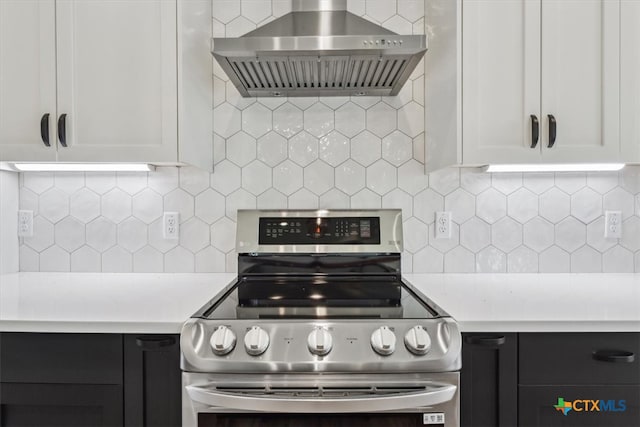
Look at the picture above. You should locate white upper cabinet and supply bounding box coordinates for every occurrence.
[0,0,57,161]
[540,0,620,162]
[621,0,640,163]
[0,0,212,169]
[55,0,178,163]
[426,0,622,171]
[461,0,541,165]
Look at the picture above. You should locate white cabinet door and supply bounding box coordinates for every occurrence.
[462,0,542,165]
[55,0,178,163]
[621,0,640,163]
[0,0,57,161]
[541,0,620,162]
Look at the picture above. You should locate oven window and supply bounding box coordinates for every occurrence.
[198,413,442,427]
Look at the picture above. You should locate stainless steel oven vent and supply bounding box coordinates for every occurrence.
[212,0,427,97]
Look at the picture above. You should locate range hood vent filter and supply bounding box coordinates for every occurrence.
[213,0,426,98]
[227,55,412,96]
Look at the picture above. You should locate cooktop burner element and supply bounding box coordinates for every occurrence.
[181,209,461,374]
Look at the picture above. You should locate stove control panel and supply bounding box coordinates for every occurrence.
[259,217,380,245]
[206,324,434,359]
[182,319,461,373]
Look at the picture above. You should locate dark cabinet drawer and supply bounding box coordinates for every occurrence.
[0,333,123,384]
[519,385,640,427]
[0,382,123,426]
[519,333,640,385]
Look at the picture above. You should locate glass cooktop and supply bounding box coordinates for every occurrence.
[196,278,442,320]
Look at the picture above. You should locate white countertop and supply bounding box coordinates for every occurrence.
[0,273,234,333]
[405,273,640,332]
[0,273,639,333]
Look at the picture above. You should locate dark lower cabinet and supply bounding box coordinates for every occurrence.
[0,333,124,427]
[124,334,181,427]
[461,332,640,426]
[518,333,640,427]
[519,385,640,427]
[0,383,123,426]
[460,333,518,427]
[0,332,181,427]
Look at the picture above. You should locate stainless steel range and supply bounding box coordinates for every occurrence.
[181,209,461,427]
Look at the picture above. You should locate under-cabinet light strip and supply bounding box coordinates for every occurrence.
[484,164,625,173]
[11,163,155,172]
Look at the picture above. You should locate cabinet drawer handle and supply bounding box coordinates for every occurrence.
[57,114,68,147]
[40,113,51,147]
[547,114,557,148]
[464,335,506,347]
[530,114,539,148]
[592,350,635,363]
[135,336,176,350]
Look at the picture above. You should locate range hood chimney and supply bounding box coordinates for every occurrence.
[212,0,427,97]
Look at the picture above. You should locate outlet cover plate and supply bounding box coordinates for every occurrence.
[435,211,452,239]
[604,210,622,239]
[18,210,33,237]
[163,212,180,240]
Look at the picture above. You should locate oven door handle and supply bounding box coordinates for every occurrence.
[185,383,457,413]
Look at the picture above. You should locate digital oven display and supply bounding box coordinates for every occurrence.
[258,217,381,244]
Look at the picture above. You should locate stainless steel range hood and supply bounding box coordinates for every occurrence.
[212,0,427,97]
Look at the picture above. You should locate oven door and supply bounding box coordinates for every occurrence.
[183,372,459,427]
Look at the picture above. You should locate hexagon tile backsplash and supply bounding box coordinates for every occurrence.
[14,0,640,273]
[17,167,640,273]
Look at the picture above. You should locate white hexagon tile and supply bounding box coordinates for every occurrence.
[11,0,640,273]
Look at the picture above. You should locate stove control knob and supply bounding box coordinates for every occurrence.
[244,326,270,356]
[307,327,332,356]
[404,325,432,355]
[371,326,396,356]
[210,325,236,356]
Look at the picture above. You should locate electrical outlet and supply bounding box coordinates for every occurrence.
[435,211,452,239]
[17,210,33,237]
[604,210,622,239]
[163,212,180,240]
